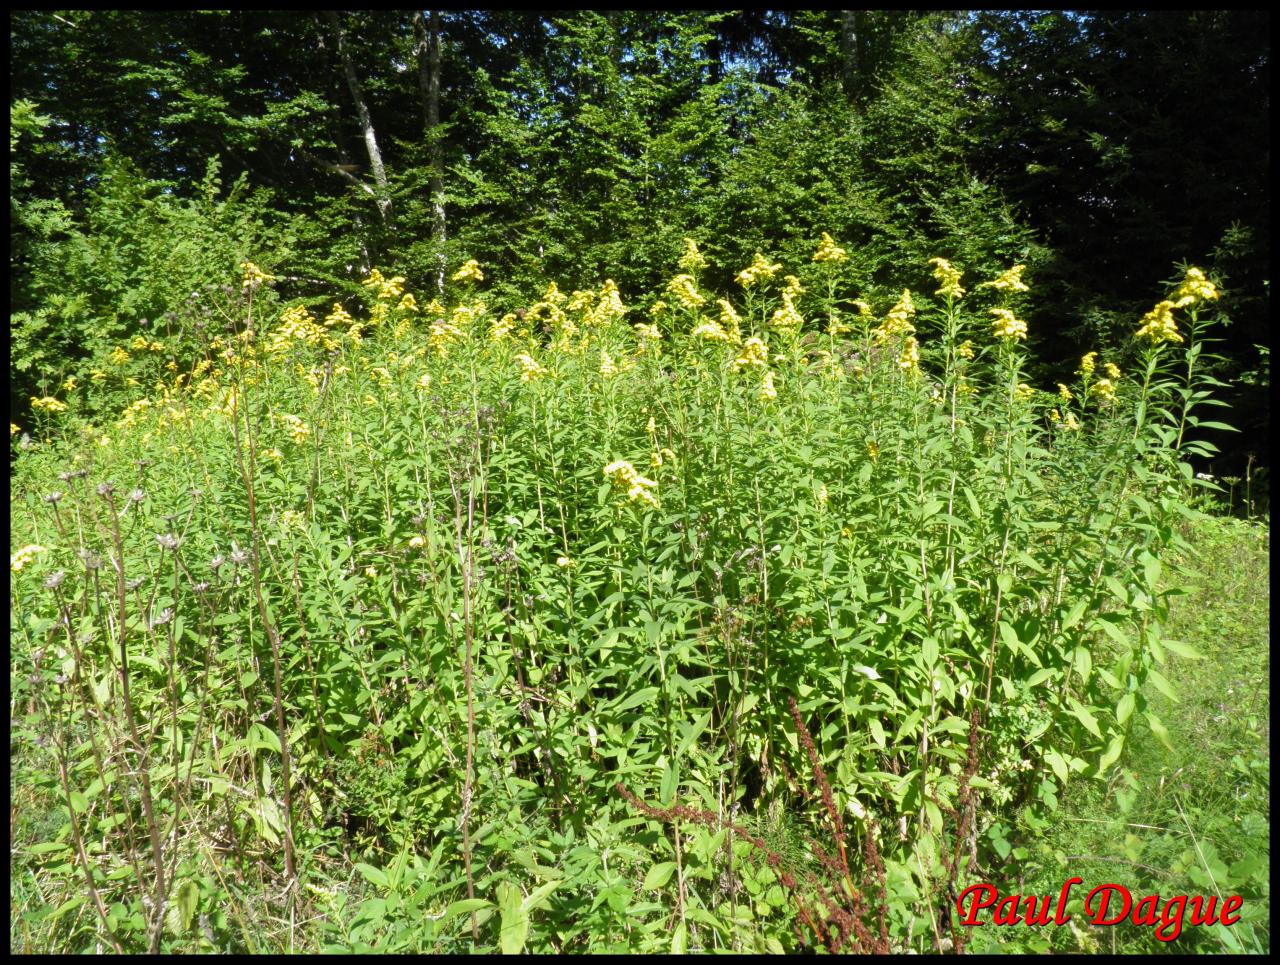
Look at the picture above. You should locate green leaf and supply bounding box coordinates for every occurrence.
[1044,750,1069,784]
[165,880,199,936]
[1066,697,1102,739]
[612,687,660,713]
[1160,639,1204,660]
[1115,692,1135,726]
[1145,711,1175,752]
[355,862,388,888]
[1096,734,1125,776]
[643,861,677,891]
[497,881,530,955]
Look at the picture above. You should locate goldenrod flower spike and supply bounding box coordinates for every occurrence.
[603,459,659,508]
[928,258,965,299]
[1136,301,1184,344]
[982,264,1030,293]
[677,239,706,273]
[990,308,1028,341]
[813,232,848,264]
[736,253,783,288]
[451,259,484,283]
[1171,266,1218,305]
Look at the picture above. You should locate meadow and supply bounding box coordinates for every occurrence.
[9,246,1267,952]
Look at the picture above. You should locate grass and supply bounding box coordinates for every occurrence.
[977,509,1270,954]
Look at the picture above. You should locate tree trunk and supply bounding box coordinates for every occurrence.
[415,10,447,295]
[326,11,392,226]
[840,10,861,103]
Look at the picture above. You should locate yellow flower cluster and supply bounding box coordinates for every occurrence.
[1090,379,1116,402]
[515,353,549,382]
[873,290,916,342]
[732,336,770,370]
[812,232,848,264]
[736,253,782,288]
[769,290,805,337]
[982,264,1029,293]
[10,544,48,571]
[1058,383,1073,401]
[603,459,659,508]
[1014,382,1035,403]
[30,395,68,413]
[110,346,130,365]
[716,300,744,342]
[928,258,965,299]
[451,259,484,283]
[491,313,517,341]
[1171,266,1218,305]
[398,293,419,313]
[677,239,707,273]
[990,308,1028,341]
[1136,300,1184,344]
[666,274,705,309]
[898,336,920,373]
[1079,352,1097,375]
[691,317,732,342]
[759,370,778,400]
[363,268,407,301]
[324,303,354,328]
[281,413,310,443]
[268,304,338,354]
[957,340,975,360]
[241,261,276,289]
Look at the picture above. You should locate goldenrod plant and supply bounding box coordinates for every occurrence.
[10,247,1251,953]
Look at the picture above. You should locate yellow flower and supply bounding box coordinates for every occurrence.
[1014,382,1035,403]
[91,369,107,382]
[1171,266,1218,305]
[812,231,848,264]
[110,346,130,365]
[1103,362,1121,380]
[409,535,426,549]
[666,274,705,309]
[1058,383,1073,402]
[10,544,48,571]
[677,238,707,272]
[716,300,744,342]
[898,336,920,372]
[634,322,663,342]
[1062,411,1081,431]
[603,459,659,508]
[769,293,805,337]
[982,264,1029,293]
[928,257,965,299]
[1079,351,1097,376]
[416,372,432,393]
[691,318,731,342]
[759,370,778,400]
[515,353,548,382]
[781,275,804,298]
[132,335,149,350]
[990,308,1028,341]
[1090,378,1116,402]
[241,261,275,289]
[732,336,769,370]
[262,447,284,462]
[9,423,18,437]
[735,252,782,288]
[1136,301,1184,344]
[600,351,620,376]
[866,440,880,461]
[281,413,310,444]
[957,340,975,360]
[451,259,484,283]
[851,299,873,318]
[648,300,668,320]
[30,395,68,413]
[817,483,829,505]
[149,341,164,352]
[873,290,916,342]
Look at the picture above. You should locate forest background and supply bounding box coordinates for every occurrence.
[9,9,1270,490]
